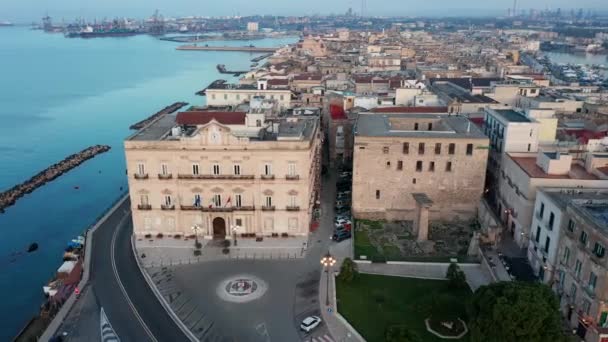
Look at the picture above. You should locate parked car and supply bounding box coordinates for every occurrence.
[335,218,352,227]
[332,230,352,242]
[335,200,350,207]
[338,190,351,195]
[335,205,350,212]
[337,194,351,201]
[335,209,351,217]
[335,223,352,231]
[300,316,322,333]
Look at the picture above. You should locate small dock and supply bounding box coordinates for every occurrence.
[0,145,111,213]
[216,64,248,76]
[176,45,278,53]
[251,53,273,62]
[129,102,188,130]
[196,80,226,96]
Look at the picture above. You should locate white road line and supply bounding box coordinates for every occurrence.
[111,213,158,342]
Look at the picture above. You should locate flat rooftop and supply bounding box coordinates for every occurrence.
[509,155,598,180]
[355,113,487,139]
[432,82,498,104]
[542,188,608,234]
[127,112,317,142]
[492,109,532,123]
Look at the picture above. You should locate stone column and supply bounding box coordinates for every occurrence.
[412,193,433,242]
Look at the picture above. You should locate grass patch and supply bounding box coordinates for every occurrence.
[354,228,380,260]
[357,219,384,230]
[382,245,403,260]
[337,273,472,342]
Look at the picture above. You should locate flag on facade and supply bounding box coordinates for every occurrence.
[209,197,214,208]
[224,196,231,207]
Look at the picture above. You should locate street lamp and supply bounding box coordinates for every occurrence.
[191,224,200,247]
[320,251,336,306]
[231,225,239,246]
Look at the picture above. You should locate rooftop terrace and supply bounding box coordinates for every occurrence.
[492,109,532,123]
[509,155,598,180]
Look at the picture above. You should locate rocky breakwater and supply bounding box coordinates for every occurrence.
[0,145,111,213]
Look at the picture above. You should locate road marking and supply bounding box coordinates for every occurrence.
[111,213,158,342]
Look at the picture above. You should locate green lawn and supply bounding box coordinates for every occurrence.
[336,273,472,342]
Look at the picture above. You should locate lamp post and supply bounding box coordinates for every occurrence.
[320,251,336,306]
[191,224,200,247]
[231,225,239,246]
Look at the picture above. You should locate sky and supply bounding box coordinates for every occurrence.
[3,0,608,22]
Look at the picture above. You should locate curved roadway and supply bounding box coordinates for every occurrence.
[90,198,189,342]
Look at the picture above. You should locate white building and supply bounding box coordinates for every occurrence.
[247,22,259,32]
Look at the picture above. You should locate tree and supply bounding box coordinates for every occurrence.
[468,282,567,342]
[338,257,358,283]
[385,325,422,342]
[446,263,467,289]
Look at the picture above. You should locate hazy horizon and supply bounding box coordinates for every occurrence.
[3,0,608,22]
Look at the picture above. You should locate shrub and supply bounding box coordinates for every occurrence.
[222,248,230,254]
[174,234,182,239]
[385,325,422,342]
[446,263,467,289]
[221,239,231,248]
[271,233,279,237]
[193,250,202,256]
[195,242,202,249]
[338,258,359,283]
[156,233,164,239]
[256,237,263,242]
[187,234,196,239]
[144,234,152,238]
[281,232,289,238]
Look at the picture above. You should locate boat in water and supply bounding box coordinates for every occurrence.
[65,25,139,38]
[0,21,14,27]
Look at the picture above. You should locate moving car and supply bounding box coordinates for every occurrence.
[300,316,322,333]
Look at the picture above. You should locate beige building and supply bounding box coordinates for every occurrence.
[352,113,489,221]
[553,190,608,342]
[125,110,321,239]
[203,79,292,109]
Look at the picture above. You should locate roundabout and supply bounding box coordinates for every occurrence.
[216,275,268,303]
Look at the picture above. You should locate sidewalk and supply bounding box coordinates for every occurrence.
[319,238,365,342]
[135,235,308,267]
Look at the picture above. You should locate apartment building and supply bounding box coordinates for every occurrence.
[203,79,292,109]
[498,152,608,248]
[553,190,608,342]
[124,110,321,239]
[352,113,489,221]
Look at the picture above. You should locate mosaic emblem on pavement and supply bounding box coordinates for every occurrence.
[217,275,267,303]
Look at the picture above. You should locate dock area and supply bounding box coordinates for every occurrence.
[129,102,188,130]
[216,64,249,76]
[0,145,111,213]
[176,45,278,53]
[251,53,273,62]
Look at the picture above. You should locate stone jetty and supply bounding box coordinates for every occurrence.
[129,102,188,130]
[0,145,111,213]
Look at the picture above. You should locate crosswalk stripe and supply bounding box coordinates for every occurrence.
[312,335,334,342]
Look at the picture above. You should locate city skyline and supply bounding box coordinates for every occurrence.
[3,0,608,22]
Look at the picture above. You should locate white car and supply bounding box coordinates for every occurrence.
[300,316,322,333]
[335,218,352,227]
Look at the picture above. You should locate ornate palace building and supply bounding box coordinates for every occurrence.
[124,109,321,239]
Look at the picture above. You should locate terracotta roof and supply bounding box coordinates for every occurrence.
[370,106,448,113]
[267,79,289,86]
[176,111,246,126]
[293,74,322,81]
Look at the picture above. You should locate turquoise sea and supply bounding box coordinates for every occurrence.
[0,26,295,340]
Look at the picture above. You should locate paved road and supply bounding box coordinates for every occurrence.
[163,170,340,342]
[84,198,189,342]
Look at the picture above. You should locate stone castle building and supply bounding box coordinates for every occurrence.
[124,110,321,239]
[352,113,489,221]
